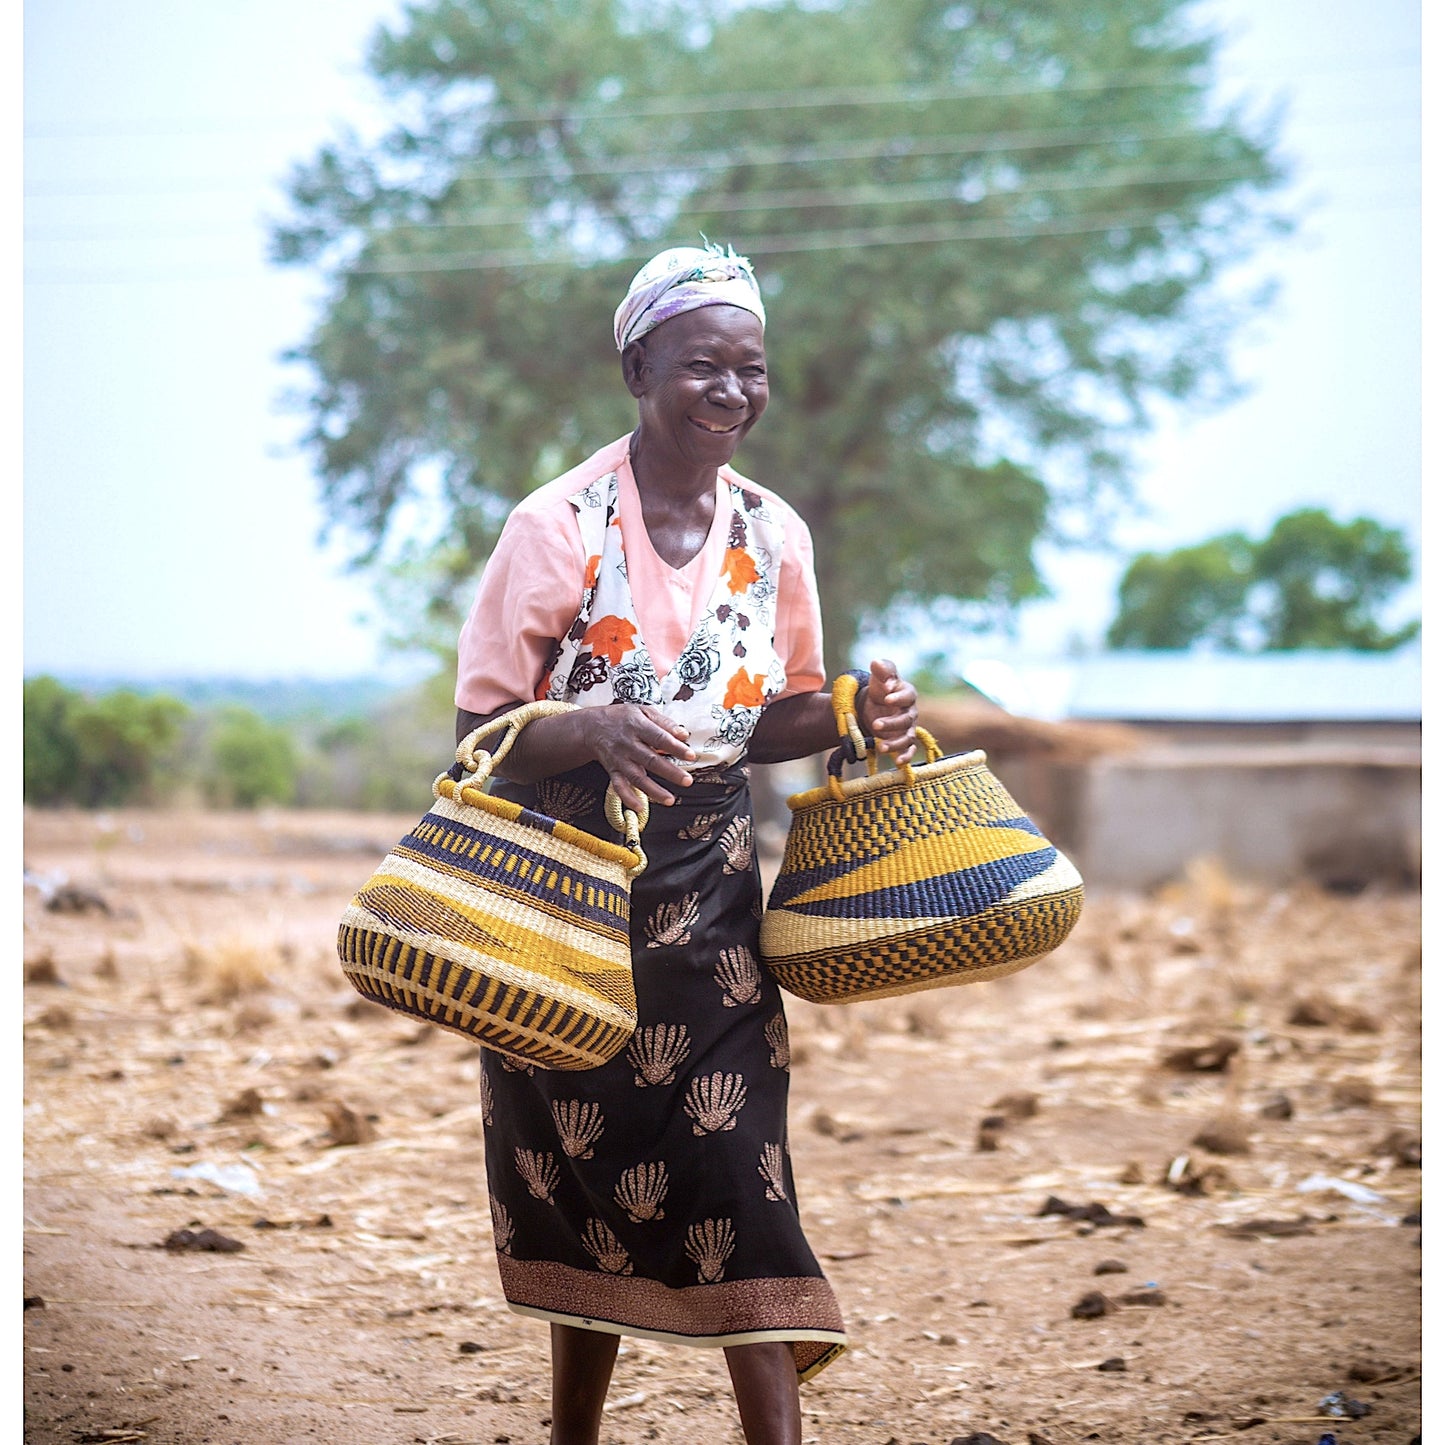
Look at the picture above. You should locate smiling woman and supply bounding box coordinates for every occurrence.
[626,306,771,511]
[448,243,920,1445]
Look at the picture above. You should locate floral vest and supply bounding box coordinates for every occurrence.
[537,469,789,768]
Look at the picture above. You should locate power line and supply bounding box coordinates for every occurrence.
[25,192,1419,284]
[21,49,1419,140]
[24,149,1420,245]
[22,96,1420,201]
[15,120,1281,200]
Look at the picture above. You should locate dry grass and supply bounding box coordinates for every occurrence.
[183,936,280,1002]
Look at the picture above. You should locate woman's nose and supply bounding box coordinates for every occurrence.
[710,371,745,406]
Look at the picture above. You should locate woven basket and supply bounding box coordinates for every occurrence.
[759,674,1083,1004]
[337,701,647,1070]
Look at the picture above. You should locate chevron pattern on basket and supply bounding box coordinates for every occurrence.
[760,749,1083,1004]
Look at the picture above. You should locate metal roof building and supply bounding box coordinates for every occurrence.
[961,647,1421,727]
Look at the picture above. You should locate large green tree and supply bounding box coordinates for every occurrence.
[1106,507,1419,651]
[273,0,1286,672]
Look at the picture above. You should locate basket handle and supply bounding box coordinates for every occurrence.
[826,669,941,800]
[440,699,650,873]
[452,699,578,780]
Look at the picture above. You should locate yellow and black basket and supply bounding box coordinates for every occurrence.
[759,673,1083,1004]
[337,701,646,1070]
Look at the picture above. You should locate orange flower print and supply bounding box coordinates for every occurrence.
[723,668,767,709]
[583,553,601,590]
[582,614,637,667]
[721,547,759,595]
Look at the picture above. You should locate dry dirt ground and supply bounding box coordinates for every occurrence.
[22,806,1423,1445]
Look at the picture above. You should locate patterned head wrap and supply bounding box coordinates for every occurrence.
[613,243,766,352]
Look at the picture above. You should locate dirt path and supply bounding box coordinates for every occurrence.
[23,808,1422,1444]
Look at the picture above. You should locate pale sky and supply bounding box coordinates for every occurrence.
[22,0,1423,683]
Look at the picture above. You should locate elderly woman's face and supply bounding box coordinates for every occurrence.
[626,305,769,472]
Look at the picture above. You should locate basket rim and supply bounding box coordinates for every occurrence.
[785,747,990,812]
[434,777,643,871]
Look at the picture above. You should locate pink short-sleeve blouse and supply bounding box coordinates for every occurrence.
[455,435,826,716]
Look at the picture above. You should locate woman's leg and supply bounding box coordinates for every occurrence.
[549,1324,620,1445]
[725,1341,802,1445]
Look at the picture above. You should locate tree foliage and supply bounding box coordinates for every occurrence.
[1106,508,1419,651]
[273,0,1287,671]
[22,676,455,812]
[206,707,300,808]
[23,675,85,805]
[1105,531,1253,649]
[24,678,192,807]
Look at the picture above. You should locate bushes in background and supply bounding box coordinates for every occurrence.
[23,674,452,811]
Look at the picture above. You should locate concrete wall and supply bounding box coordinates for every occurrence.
[759,742,1420,894]
[1006,746,1422,893]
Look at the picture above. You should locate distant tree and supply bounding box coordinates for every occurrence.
[67,690,190,806]
[24,676,84,805]
[1105,531,1253,649]
[206,706,299,807]
[1107,508,1418,651]
[1251,508,1419,651]
[273,0,1287,673]
[294,672,455,811]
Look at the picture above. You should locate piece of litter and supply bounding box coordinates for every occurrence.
[169,1161,262,1198]
[1296,1174,1389,1206]
[602,1391,648,1411]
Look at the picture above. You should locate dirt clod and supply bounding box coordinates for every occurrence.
[1259,1090,1294,1120]
[1330,1075,1376,1109]
[1192,1115,1251,1155]
[45,883,111,915]
[1039,1196,1145,1229]
[989,1091,1039,1120]
[161,1227,245,1254]
[218,1087,266,1121]
[24,953,64,986]
[1375,1128,1422,1167]
[322,1100,376,1146]
[1215,1215,1317,1239]
[1115,1286,1166,1306]
[976,1115,1008,1151]
[1071,1290,1115,1319]
[1160,1036,1239,1072]
[1289,994,1381,1032]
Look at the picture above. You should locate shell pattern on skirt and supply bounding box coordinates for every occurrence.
[480,760,847,1382]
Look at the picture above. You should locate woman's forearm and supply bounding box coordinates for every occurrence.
[746,692,840,763]
[751,661,920,765]
[455,706,610,784]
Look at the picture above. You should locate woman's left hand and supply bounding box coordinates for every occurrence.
[858,659,919,764]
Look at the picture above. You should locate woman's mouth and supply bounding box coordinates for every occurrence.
[690,416,742,435]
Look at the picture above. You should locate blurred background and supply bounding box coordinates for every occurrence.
[22,0,1421,887]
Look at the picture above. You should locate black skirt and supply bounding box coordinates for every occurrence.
[481,760,846,1381]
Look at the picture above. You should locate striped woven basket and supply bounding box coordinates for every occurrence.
[759,674,1083,1004]
[337,701,647,1070]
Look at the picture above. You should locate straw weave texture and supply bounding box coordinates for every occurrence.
[338,789,640,1070]
[760,748,1083,1004]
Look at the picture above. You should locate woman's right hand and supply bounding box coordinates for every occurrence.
[583,705,696,813]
